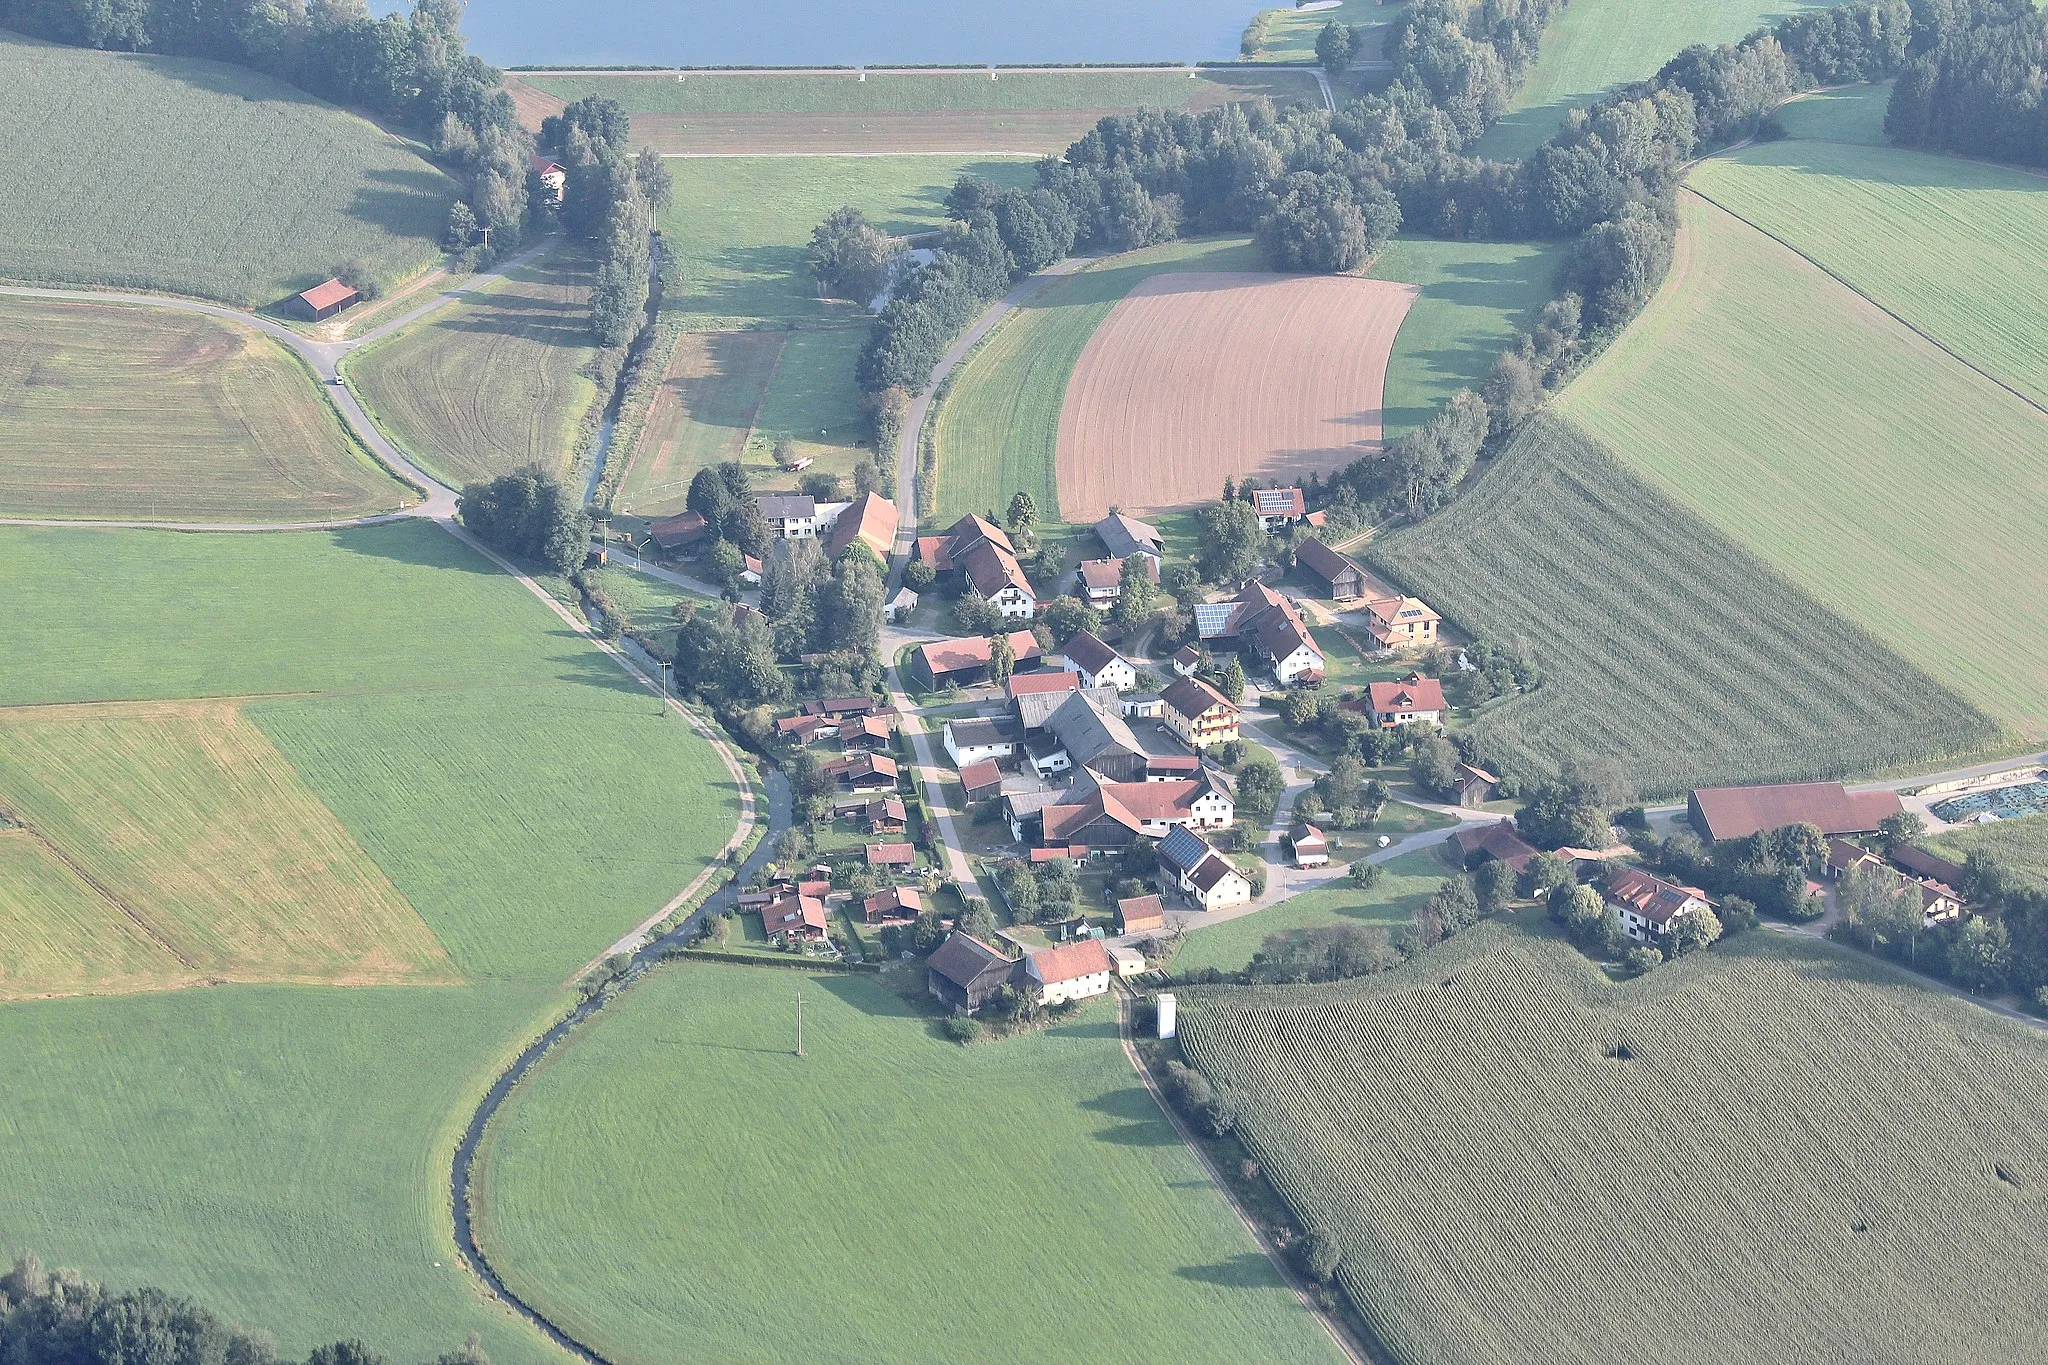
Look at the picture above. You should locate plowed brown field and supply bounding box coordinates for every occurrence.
[1055,271,1418,520]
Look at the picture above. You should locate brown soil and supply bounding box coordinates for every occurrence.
[1055,271,1419,521]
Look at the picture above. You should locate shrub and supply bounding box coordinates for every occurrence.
[941,1016,982,1044]
[1623,945,1664,975]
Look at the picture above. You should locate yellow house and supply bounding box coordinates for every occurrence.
[1161,676,1239,749]
[1360,593,1441,652]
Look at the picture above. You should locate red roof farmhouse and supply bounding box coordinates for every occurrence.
[1687,782,1903,843]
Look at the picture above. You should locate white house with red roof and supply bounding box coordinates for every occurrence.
[1367,673,1445,728]
[1022,938,1112,1006]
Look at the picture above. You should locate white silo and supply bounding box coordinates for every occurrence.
[1156,992,1177,1040]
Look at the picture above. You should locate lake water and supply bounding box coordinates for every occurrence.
[414,0,1267,68]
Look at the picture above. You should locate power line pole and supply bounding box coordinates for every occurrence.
[794,987,805,1058]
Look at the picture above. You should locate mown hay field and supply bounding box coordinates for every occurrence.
[1056,271,1417,521]
[0,296,406,521]
[348,251,600,488]
[1558,194,2048,737]
[0,827,183,998]
[0,700,449,993]
[1180,919,2048,1365]
[473,960,1342,1365]
[512,68,1320,154]
[0,30,452,306]
[1472,0,1833,160]
[1688,114,2048,409]
[1368,415,1998,795]
[614,329,784,515]
[0,519,743,1360]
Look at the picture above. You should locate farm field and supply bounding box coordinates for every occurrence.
[1179,920,2048,1365]
[0,30,451,306]
[0,827,183,999]
[347,251,600,488]
[1056,270,1417,521]
[1688,110,2048,409]
[933,237,1260,525]
[0,519,742,1360]
[511,68,1320,154]
[658,155,1037,329]
[1367,415,1998,795]
[1171,849,1449,975]
[1558,194,2048,736]
[1249,1,1398,63]
[1928,815,2048,883]
[1471,0,1832,161]
[472,960,1342,1365]
[0,295,405,522]
[614,329,784,515]
[742,325,874,482]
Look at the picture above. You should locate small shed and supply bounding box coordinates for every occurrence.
[294,278,360,321]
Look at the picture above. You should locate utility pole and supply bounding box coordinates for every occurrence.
[658,661,671,717]
[795,987,805,1058]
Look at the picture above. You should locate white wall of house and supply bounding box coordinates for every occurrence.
[1271,643,1323,684]
[1190,792,1234,827]
[1038,970,1111,1005]
[1197,871,1252,908]
[1070,658,1137,692]
[944,730,1017,767]
[985,585,1036,620]
[1374,707,1442,728]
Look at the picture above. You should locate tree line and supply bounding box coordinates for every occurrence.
[1885,0,2048,168]
[0,1253,486,1365]
[533,94,673,346]
[2,0,537,266]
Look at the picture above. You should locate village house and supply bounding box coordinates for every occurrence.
[740,555,764,586]
[1451,820,1540,875]
[1161,675,1240,750]
[1367,673,1445,729]
[758,494,824,539]
[1156,826,1253,910]
[774,713,841,746]
[528,154,566,204]
[1022,939,1113,1006]
[1295,538,1365,601]
[865,842,916,870]
[841,714,892,751]
[824,491,897,560]
[294,277,360,321]
[646,509,709,551]
[1827,839,1965,925]
[1076,558,1126,606]
[1116,893,1167,936]
[1036,766,1235,850]
[1171,643,1202,676]
[1359,593,1441,652]
[864,797,907,835]
[1121,691,1165,720]
[1032,689,1150,781]
[823,751,898,794]
[1291,821,1330,868]
[1195,582,1323,685]
[1062,630,1139,693]
[760,893,830,944]
[1094,512,1164,572]
[1687,782,1904,844]
[1008,669,1079,703]
[912,631,1045,690]
[805,696,882,719]
[1252,487,1308,533]
[917,515,1035,619]
[863,885,922,924]
[1603,866,1713,943]
[943,715,1023,767]
[927,932,1016,1014]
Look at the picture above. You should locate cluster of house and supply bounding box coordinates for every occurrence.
[927,928,1154,1015]
[645,489,900,572]
[1292,539,1442,653]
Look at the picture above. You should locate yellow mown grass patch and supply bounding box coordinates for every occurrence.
[0,827,193,999]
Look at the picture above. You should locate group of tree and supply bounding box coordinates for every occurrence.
[0,1253,486,1365]
[761,535,886,690]
[536,95,672,344]
[1245,922,1401,985]
[991,854,1078,925]
[4,0,541,261]
[1885,0,2048,168]
[1514,756,1634,850]
[1293,752,1391,830]
[456,467,590,575]
[807,206,900,306]
[685,461,770,566]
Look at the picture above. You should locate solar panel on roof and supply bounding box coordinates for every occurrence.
[1158,825,1208,872]
[1193,603,1236,637]
[1255,489,1292,511]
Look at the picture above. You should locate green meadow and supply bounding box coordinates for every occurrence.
[0,520,741,1361]
[473,961,1343,1365]
[1171,848,1451,975]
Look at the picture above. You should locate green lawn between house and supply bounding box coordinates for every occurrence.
[1171,847,1452,975]
[471,960,1343,1365]
[0,521,740,1362]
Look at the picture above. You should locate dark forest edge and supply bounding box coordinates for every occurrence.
[0,1252,488,1365]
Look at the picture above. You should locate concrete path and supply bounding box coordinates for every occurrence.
[883,661,987,900]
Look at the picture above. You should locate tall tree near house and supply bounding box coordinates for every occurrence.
[1221,656,1246,703]
[1198,498,1265,583]
[1006,491,1038,536]
[989,631,1016,684]
[1112,555,1157,627]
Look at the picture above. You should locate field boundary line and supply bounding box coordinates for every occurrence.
[1680,185,2048,422]
[3,817,197,971]
[1114,990,1374,1365]
[734,328,793,470]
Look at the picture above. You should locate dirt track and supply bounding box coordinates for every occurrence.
[1055,271,1418,520]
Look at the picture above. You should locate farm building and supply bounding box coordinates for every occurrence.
[1452,762,1500,807]
[1295,538,1365,600]
[805,696,881,718]
[1008,669,1079,702]
[824,751,897,794]
[760,894,829,943]
[1451,821,1539,874]
[1022,939,1112,1006]
[842,715,892,751]
[864,885,922,924]
[1094,512,1164,570]
[959,760,1003,804]
[1687,782,1903,843]
[1827,839,1965,925]
[1014,682,1110,735]
[1359,593,1441,652]
[1603,867,1712,944]
[1291,821,1330,868]
[943,715,1023,767]
[885,587,918,623]
[1252,487,1307,532]
[1367,674,1445,728]
[1063,630,1138,693]
[646,509,709,551]
[926,931,1016,1014]
[865,842,916,869]
[775,713,840,745]
[864,797,907,835]
[528,154,566,203]
[1195,582,1322,684]
[913,632,1044,689]
[1034,690,1149,782]
[294,277,360,321]
[1038,767,1235,850]
[1161,676,1239,750]
[1107,944,1147,978]
[918,515,1035,619]
[741,555,763,586]
[1116,894,1167,936]
[824,491,898,560]
[1171,644,1202,677]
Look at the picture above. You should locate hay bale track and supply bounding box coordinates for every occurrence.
[1181,918,2048,1365]
[1055,271,1417,521]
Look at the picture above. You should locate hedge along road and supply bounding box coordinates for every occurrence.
[0,239,553,528]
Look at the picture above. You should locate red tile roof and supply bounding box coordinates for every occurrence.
[1369,675,1445,714]
[1078,558,1126,591]
[825,491,898,560]
[1604,866,1709,926]
[1162,675,1232,723]
[1688,783,1903,843]
[1027,938,1111,985]
[646,509,709,548]
[761,894,828,936]
[1116,894,1166,932]
[959,759,1003,797]
[864,886,922,920]
[1008,670,1080,699]
[297,278,358,312]
[865,842,916,866]
[916,631,1043,678]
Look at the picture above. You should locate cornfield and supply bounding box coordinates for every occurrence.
[1180,919,2048,1365]
[1367,415,1999,796]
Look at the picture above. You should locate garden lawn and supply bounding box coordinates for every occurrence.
[933,237,1261,526]
[348,251,600,487]
[472,960,1342,1365]
[1472,0,1832,161]
[0,518,743,1361]
[1180,919,2048,1365]
[1688,115,2048,409]
[0,296,406,522]
[0,30,450,305]
[658,156,1037,329]
[1173,848,1450,975]
[1557,194,2048,737]
[1367,414,1999,795]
